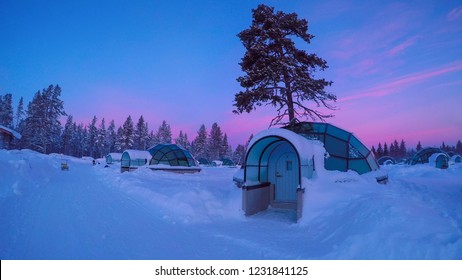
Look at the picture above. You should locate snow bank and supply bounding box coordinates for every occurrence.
[299,163,462,259]
[1,149,461,259]
[96,165,242,224]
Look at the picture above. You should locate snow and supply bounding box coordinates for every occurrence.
[107,153,122,161]
[248,128,326,163]
[1,149,461,259]
[122,149,151,161]
[0,124,22,139]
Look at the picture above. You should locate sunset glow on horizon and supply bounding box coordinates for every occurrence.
[1,0,461,150]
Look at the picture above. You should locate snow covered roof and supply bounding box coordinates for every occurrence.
[410,147,448,165]
[450,154,462,163]
[248,128,325,165]
[122,150,151,160]
[0,124,22,139]
[428,153,449,169]
[106,153,122,161]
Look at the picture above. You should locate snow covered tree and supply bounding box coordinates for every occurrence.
[46,85,66,153]
[390,139,399,158]
[399,140,407,159]
[233,4,335,126]
[376,143,383,159]
[221,133,232,159]
[79,124,89,157]
[0,93,14,128]
[208,122,224,161]
[175,130,191,150]
[134,115,149,150]
[456,140,462,154]
[120,115,135,151]
[22,91,47,152]
[154,120,172,144]
[233,144,246,165]
[107,120,117,153]
[14,96,25,130]
[416,141,422,151]
[191,124,208,160]
[61,115,74,155]
[115,126,124,152]
[383,143,389,157]
[87,116,98,157]
[96,118,107,157]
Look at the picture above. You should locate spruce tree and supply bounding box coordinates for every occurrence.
[383,143,389,156]
[221,133,232,159]
[0,93,14,128]
[14,96,25,130]
[107,120,117,153]
[399,140,407,159]
[233,144,246,165]
[155,120,172,144]
[376,143,384,158]
[87,116,98,158]
[456,140,462,154]
[175,130,191,150]
[97,118,107,157]
[115,126,124,152]
[191,124,208,160]
[416,141,422,151]
[61,115,74,155]
[134,115,149,150]
[234,4,335,126]
[80,125,89,157]
[22,91,47,152]
[208,122,224,161]
[121,115,135,150]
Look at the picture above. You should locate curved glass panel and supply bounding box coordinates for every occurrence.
[148,144,197,167]
[283,122,379,174]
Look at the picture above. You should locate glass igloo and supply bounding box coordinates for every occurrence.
[282,122,379,175]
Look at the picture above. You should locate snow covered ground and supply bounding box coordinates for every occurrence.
[1,149,461,260]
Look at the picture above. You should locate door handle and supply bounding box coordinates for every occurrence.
[276,172,283,177]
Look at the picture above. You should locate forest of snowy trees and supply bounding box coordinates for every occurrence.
[1,85,461,165]
[0,85,250,165]
[371,139,462,161]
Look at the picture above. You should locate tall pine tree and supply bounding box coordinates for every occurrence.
[120,115,135,150]
[234,4,335,126]
[107,120,117,153]
[191,124,208,160]
[175,130,191,150]
[134,115,149,150]
[154,120,172,144]
[208,122,224,161]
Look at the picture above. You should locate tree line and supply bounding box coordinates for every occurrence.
[1,85,250,165]
[371,139,462,160]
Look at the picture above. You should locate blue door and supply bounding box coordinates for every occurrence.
[274,152,298,202]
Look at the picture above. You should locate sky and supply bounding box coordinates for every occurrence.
[1,0,461,149]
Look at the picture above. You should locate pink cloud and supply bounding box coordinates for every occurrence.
[387,36,421,57]
[339,61,462,102]
[447,6,462,21]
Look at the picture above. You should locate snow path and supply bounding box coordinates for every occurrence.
[1,150,462,259]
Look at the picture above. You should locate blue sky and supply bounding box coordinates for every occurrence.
[1,0,461,148]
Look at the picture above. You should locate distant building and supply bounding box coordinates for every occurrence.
[0,125,21,149]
